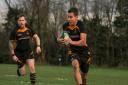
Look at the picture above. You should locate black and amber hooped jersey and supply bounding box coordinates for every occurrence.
[10,27,35,51]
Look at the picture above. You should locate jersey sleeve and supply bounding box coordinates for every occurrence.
[26,23,36,37]
[79,21,86,33]
[9,30,16,40]
[63,22,68,31]
[30,28,36,37]
[62,22,69,38]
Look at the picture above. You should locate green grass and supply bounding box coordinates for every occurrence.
[0,64,128,85]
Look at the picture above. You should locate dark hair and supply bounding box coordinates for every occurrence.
[68,7,78,16]
[17,14,26,20]
[16,14,31,29]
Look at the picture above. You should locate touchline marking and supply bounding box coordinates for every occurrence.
[5,74,17,77]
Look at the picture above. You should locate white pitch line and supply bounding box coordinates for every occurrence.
[56,77,68,81]
[5,74,17,77]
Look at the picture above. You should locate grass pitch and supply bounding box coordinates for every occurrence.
[0,64,128,85]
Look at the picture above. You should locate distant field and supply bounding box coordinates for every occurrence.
[0,64,128,85]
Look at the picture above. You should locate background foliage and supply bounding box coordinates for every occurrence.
[0,0,128,67]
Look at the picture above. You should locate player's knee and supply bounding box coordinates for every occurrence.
[72,62,79,71]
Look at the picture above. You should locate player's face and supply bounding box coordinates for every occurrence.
[67,12,78,25]
[18,16,26,28]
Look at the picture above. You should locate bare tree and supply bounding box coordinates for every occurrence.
[70,0,77,7]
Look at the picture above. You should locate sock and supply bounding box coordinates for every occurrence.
[30,73,36,85]
[82,78,87,85]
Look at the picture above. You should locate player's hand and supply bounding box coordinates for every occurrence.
[87,57,92,65]
[36,46,41,54]
[57,38,65,44]
[12,55,19,62]
[87,48,93,65]
[64,37,72,45]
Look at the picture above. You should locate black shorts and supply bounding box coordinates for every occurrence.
[15,50,34,64]
[69,49,90,73]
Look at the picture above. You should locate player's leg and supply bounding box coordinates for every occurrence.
[16,52,26,76]
[27,59,36,85]
[17,62,26,76]
[80,48,90,85]
[81,73,87,85]
[72,59,83,85]
[80,60,89,85]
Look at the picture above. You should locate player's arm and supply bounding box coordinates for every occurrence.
[57,32,65,44]
[87,48,93,64]
[57,37,65,44]
[33,34,41,54]
[66,33,87,46]
[9,40,15,55]
[58,23,69,44]
[9,40,19,62]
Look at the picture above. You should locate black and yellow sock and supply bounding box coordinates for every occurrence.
[30,73,36,85]
[82,78,87,85]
